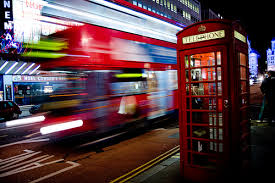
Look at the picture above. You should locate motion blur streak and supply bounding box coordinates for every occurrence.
[40,120,84,135]
[5,116,46,127]
[44,3,177,41]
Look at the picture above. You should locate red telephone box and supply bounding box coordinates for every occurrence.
[177,20,250,182]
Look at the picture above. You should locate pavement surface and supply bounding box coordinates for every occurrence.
[117,123,275,183]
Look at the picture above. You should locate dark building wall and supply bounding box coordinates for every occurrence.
[124,0,201,26]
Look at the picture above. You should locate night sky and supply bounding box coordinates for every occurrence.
[200,0,274,72]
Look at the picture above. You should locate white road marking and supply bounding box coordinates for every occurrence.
[29,161,80,183]
[0,136,49,149]
[0,149,80,183]
[76,131,127,149]
[24,132,41,138]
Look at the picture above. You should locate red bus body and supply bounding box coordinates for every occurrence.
[38,24,179,138]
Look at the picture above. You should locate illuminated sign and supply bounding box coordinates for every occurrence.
[182,30,225,44]
[12,75,66,82]
[234,31,246,43]
[1,0,13,31]
[12,0,83,44]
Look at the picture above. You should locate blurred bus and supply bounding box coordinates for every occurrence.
[24,0,182,137]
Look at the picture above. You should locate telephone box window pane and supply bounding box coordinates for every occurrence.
[241,81,247,93]
[186,84,190,95]
[239,52,247,66]
[240,67,247,80]
[185,56,189,68]
[186,97,190,109]
[192,126,208,139]
[192,97,216,110]
[192,112,214,124]
[191,83,216,96]
[217,52,221,65]
[191,83,203,95]
[191,52,215,67]
[219,128,223,140]
[192,154,216,168]
[209,112,216,126]
[191,69,201,81]
[191,68,216,81]
[217,67,222,80]
[185,70,189,82]
[241,94,248,106]
[218,113,223,126]
[218,82,222,95]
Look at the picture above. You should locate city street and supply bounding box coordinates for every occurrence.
[0,118,179,183]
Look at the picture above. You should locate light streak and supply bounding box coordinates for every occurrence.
[40,120,83,135]
[5,116,46,127]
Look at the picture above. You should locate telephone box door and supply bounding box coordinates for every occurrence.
[179,46,230,180]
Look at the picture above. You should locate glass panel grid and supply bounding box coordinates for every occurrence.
[184,51,224,169]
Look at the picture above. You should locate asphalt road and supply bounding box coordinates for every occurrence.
[0,117,179,183]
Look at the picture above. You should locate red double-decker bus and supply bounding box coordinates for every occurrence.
[24,0,183,137]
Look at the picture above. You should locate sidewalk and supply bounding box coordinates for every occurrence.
[123,123,275,183]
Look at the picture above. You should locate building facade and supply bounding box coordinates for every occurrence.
[266,38,275,71]
[122,0,201,26]
[248,40,259,79]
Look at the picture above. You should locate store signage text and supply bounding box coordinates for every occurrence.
[2,0,13,31]
[182,30,225,44]
[13,75,66,82]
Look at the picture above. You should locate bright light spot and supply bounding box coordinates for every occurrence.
[40,120,83,135]
[258,76,264,82]
[5,116,45,127]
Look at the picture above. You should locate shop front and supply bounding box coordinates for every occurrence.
[12,75,65,105]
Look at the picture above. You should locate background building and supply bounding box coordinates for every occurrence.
[266,38,275,71]
[200,3,222,20]
[121,0,201,25]
[248,40,259,79]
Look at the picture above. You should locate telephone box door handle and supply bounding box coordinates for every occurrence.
[224,99,229,109]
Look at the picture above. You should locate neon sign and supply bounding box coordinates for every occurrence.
[0,0,23,53]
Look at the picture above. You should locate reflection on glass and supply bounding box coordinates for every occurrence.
[209,112,216,126]
[191,52,215,67]
[218,113,223,126]
[191,69,201,81]
[240,67,247,80]
[185,56,189,68]
[191,68,216,81]
[191,97,217,110]
[191,83,204,95]
[217,67,222,80]
[191,83,218,96]
[239,52,247,66]
[185,70,189,82]
[186,84,190,95]
[241,81,247,93]
[217,52,221,65]
[218,82,222,95]
[192,126,208,138]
